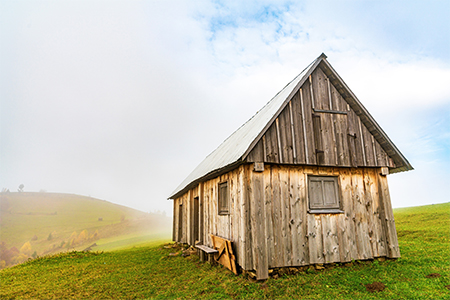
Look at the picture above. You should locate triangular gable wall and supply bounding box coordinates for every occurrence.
[169,54,412,199]
[245,65,393,169]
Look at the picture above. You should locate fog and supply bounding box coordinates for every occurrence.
[1,1,449,215]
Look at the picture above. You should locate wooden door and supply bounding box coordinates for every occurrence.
[178,203,183,242]
[193,197,199,243]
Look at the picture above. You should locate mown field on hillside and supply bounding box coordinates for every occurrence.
[1,202,449,299]
[0,192,171,268]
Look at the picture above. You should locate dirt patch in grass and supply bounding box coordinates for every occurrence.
[426,273,441,278]
[365,282,386,292]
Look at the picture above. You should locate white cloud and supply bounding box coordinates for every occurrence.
[1,0,449,214]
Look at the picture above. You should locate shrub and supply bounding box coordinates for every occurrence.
[20,242,32,256]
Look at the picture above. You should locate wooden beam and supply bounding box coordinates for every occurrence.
[300,88,310,164]
[276,118,283,163]
[309,75,315,110]
[289,101,297,163]
[327,77,338,166]
[250,171,269,280]
[372,136,378,167]
[358,117,367,166]
[377,174,400,258]
[327,78,333,110]
[312,109,348,115]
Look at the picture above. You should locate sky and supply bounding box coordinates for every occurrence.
[1,0,449,215]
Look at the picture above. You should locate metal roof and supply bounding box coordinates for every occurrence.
[168,54,412,199]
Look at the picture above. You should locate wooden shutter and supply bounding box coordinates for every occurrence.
[308,176,340,211]
[218,182,229,215]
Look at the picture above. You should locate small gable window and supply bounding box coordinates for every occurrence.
[218,181,229,215]
[308,176,343,213]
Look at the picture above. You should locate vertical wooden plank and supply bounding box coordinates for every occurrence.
[378,173,401,258]
[291,91,306,164]
[182,193,188,244]
[338,168,358,262]
[298,169,310,265]
[229,171,236,243]
[203,183,209,246]
[289,101,298,163]
[213,178,219,237]
[234,167,241,267]
[178,195,183,243]
[265,125,279,163]
[243,165,253,269]
[371,136,378,167]
[289,167,301,265]
[346,108,358,167]
[237,166,246,269]
[262,135,267,163]
[250,170,268,280]
[263,165,276,268]
[352,169,373,260]
[362,170,377,257]
[321,214,340,263]
[357,117,367,166]
[189,189,194,245]
[280,167,292,266]
[312,114,324,165]
[225,174,231,240]
[208,181,213,246]
[367,169,387,257]
[307,214,324,264]
[362,125,375,166]
[309,75,315,109]
[172,198,177,242]
[275,118,284,163]
[199,183,204,245]
[301,81,317,164]
[347,110,364,166]
[213,178,219,238]
[279,108,294,164]
[271,165,284,267]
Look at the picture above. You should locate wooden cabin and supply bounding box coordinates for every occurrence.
[168,53,413,280]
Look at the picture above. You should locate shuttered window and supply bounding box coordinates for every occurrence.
[308,176,342,213]
[218,182,229,215]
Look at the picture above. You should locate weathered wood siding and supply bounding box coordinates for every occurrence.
[246,164,399,275]
[246,67,393,169]
[172,165,254,270]
[172,163,400,276]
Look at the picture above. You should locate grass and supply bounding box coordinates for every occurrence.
[1,202,449,299]
[0,192,171,267]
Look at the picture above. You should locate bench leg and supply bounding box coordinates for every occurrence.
[199,250,206,262]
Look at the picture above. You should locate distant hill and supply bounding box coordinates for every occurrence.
[0,192,172,269]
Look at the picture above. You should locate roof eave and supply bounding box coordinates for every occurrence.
[168,160,245,200]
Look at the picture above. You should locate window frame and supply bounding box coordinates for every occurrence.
[307,175,343,214]
[218,181,229,215]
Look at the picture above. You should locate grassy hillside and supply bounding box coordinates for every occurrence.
[1,202,449,299]
[0,192,171,268]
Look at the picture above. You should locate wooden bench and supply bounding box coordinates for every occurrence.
[195,244,218,254]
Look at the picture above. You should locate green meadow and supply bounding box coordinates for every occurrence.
[0,192,171,268]
[1,202,449,299]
